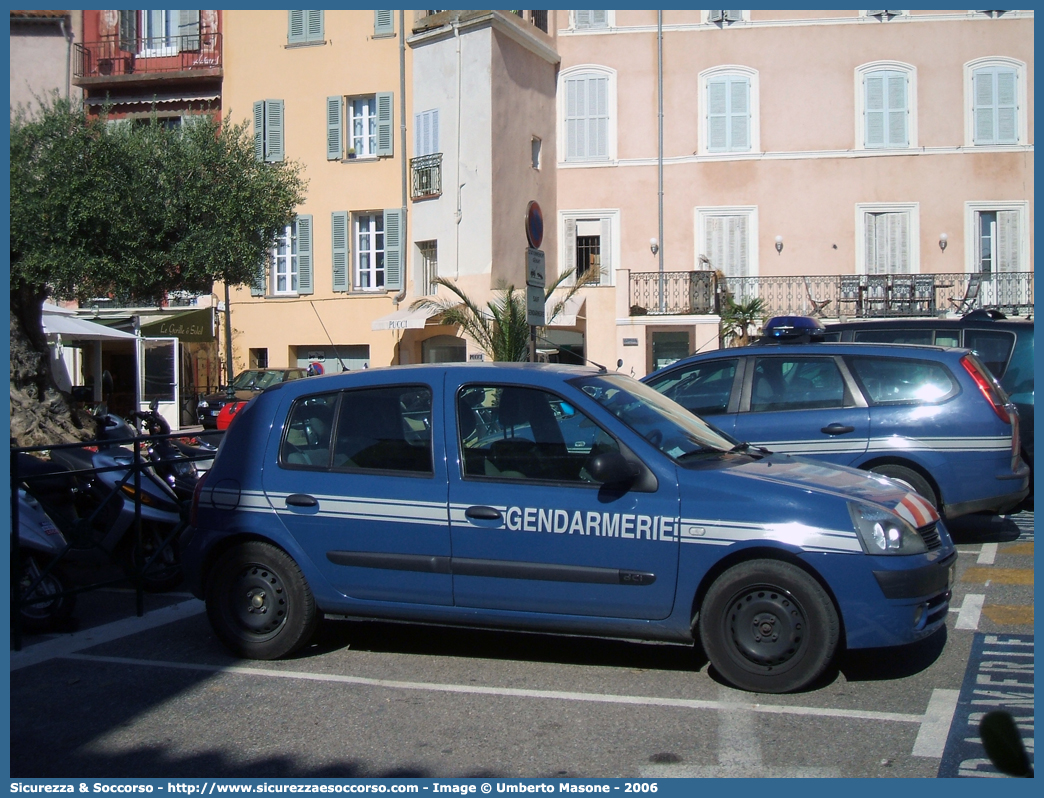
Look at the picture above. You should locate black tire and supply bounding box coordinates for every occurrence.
[19,554,77,632]
[205,541,318,660]
[122,523,184,593]
[869,464,938,509]
[699,559,839,694]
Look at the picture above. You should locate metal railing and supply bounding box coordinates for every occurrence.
[628,271,1034,319]
[411,153,443,199]
[74,32,222,79]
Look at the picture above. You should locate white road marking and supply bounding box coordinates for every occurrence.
[977,543,998,565]
[911,689,960,758]
[10,599,206,671]
[64,651,922,728]
[955,593,986,630]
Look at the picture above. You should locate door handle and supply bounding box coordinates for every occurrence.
[821,423,855,435]
[286,493,318,507]
[465,506,502,521]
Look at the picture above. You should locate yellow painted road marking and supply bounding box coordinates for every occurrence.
[1004,542,1034,556]
[981,605,1034,625]
[960,567,1033,585]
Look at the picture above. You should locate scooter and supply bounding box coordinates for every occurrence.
[128,400,203,501]
[15,489,77,631]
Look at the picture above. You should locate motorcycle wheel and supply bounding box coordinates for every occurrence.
[19,552,77,632]
[122,523,184,592]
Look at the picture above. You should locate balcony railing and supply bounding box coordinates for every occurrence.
[411,153,443,199]
[629,271,1034,319]
[74,32,222,80]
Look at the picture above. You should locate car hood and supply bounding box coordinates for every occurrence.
[710,455,940,528]
[200,389,256,403]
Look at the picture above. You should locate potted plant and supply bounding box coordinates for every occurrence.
[346,147,356,160]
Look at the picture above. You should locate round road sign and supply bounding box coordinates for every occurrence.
[525,201,544,249]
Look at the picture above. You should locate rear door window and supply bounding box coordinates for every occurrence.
[333,385,433,474]
[643,358,738,416]
[847,357,958,405]
[281,392,339,467]
[750,357,846,412]
[963,330,1016,380]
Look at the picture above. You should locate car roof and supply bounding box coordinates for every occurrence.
[825,314,1033,331]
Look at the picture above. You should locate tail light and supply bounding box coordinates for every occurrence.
[961,354,1011,423]
[190,471,208,527]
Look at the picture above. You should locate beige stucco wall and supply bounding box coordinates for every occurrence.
[10,14,82,113]
[221,10,409,373]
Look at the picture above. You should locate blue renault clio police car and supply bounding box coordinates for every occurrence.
[183,363,956,694]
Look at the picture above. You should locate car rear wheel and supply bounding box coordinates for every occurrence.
[699,559,839,694]
[206,541,318,659]
[869,464,938,509]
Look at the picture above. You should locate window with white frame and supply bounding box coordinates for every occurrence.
[414,109,439,156]
[355,213,385,291]
[856,203,919,275]
[703,10,748,24]
[965,202,1027,277]
[118,11,201,56]
[856,63,915,149]
[699,66,759,155]
[573,11,609,30]
[862,10,905,19]
[561,211,618,286]
[326,93,394,160]
[561,67,614,163]
[696,208,758,301]
[288,10,323,44]
[416,240,438,296]
[265,216,312,296]
[967,59,1024,146]
[351,97,378,157]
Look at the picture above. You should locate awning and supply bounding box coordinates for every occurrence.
[83,92,220,107]
[546,295,585,327]
[371,307,439,331]
[42,308,137,341]
[139,308,215,342]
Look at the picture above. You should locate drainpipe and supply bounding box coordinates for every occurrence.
[453,12,463,280]
[393,9,408,306]
[657,11,665,313]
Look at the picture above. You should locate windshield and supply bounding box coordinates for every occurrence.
[231,370,286,391]
[571,373,737,461]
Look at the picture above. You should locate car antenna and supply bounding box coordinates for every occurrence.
[536,333,607,372]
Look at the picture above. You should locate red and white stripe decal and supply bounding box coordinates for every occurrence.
[895,492,939,528]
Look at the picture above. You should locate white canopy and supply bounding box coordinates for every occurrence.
[546,295,585,327]
[371,306,439,331]
[41,304,137,341]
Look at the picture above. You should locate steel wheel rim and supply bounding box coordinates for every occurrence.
[20,567,63,619]
[725,584,807,669]
[229,562,289,639]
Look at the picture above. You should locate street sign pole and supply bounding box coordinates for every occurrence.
[525,247,546,363]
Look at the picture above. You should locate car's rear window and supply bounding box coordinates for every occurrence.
[852,329,934,346]
[963,330,1016,380]
[846,356,958,405]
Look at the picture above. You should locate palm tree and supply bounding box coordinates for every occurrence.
[410,269,594,362]
[719,293,766,347]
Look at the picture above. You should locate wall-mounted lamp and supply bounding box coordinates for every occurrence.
[650,237,659,256]
[939,233,948,252]
[775,235,784,254]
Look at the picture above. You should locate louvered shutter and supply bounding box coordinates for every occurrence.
[575,10,592,28]
[995,69,1017,143]
[383,209,404,290]
[997,210,1019,272]
[724,10,743,21]
[591,10,608,27]
[563,219,577,279]
[296,216,313,294]
[119,10,137,51]
[288,10,305,43]
[327,96,343,160]
[376,92,394,156]
[178,10,200,50]
[728,216,748,278]
[865,213,879,274]
[730,76,750,150]
[865,74,886,147]
[265,100,284,162]
[973,68,995,143]
[565,78,583,159]
[889,212,909,273]
[706,217,723,272]
[591,76,608,158]
[707,78,728,150]
[331,212,349,291]
[887,72,908,146]
[253,101,265,161]
[599,218,612,284]
[250,258,266,296]
[306,10,323,42]
[415,110,439,156]
[708,10,724,22]
[374,10,394,36]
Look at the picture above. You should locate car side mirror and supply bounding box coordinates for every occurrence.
[588,451,640,487]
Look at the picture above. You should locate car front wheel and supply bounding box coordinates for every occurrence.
[205,541,318,659]
[699,559,839,694]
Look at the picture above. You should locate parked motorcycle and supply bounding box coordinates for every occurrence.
[15,489,77,631]
[128,400,203,501]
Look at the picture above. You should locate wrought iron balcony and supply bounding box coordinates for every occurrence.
[73,32,222,83]
[411,153,443,200]
[628,271,1034,319]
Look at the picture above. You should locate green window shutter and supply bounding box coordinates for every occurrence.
[383,209,404,290]
[864,74,886,147]
[119,10,137,51]
[297,215,313,295]
[250,258,266,296]
[253,100,265,161]
[266,99,284,162]
[306,10,324,42]
[375,10,394,36]
[288,10,305,44]
[707,78,728,150]
[326,96,343,160]
[331,212,349,292]
[376,92,394,157]
[178,10,200,51]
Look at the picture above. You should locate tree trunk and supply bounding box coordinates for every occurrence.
[9,284,92,447]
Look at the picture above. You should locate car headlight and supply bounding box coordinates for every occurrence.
[848,502,927,555]
[197,400,209,409]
